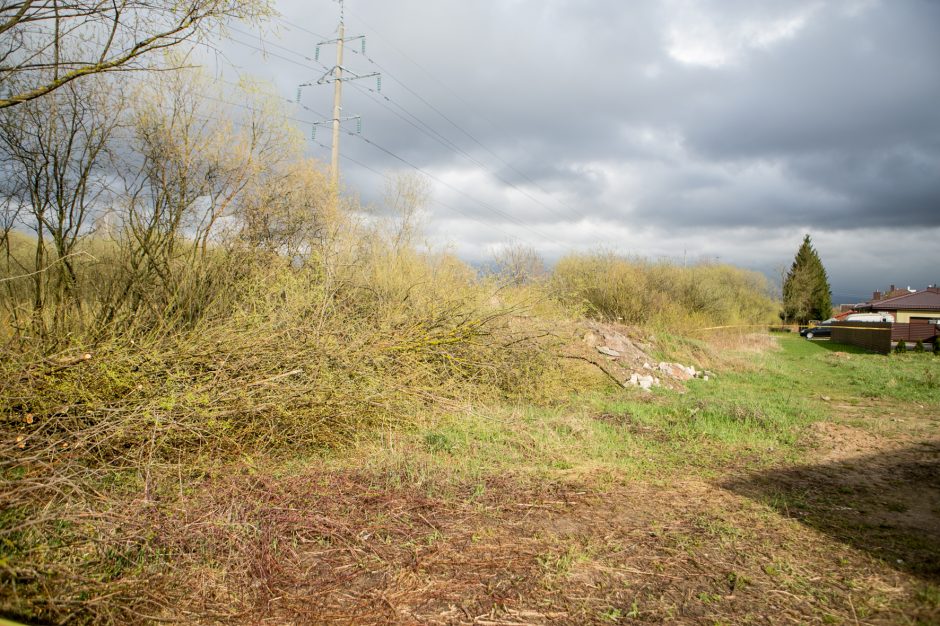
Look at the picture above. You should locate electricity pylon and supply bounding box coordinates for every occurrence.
[297,0,381,189]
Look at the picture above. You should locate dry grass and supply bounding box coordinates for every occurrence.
[4,325,938,624]
[0,229,793,625]
[6,465,934,625]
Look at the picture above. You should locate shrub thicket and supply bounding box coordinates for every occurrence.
[551,252,778,331]
[0,69,578,622]
[1,215,576,624]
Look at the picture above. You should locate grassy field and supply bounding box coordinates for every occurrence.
[3,334,939,624]
[313,334,939,625]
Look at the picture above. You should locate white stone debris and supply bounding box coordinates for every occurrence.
[580,325,712,391]
[626,372,659,391]
[624,361,709,390]
[657,362,702,381]
[657,361,696,381]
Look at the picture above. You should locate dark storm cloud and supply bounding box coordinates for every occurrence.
[648,1,940,231]
[676,3,940,157]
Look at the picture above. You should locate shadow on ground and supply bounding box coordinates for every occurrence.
[723,441,940,582]
[809,338,884,354]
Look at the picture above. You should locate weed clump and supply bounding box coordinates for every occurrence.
[551,252,778,332]
[895,340,907,353]
[0,246,574,623]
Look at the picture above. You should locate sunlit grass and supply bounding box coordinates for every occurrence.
[343,334,939,491]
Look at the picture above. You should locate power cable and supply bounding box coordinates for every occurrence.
[346,131,573,250]
[221,25,584,250]
[345,80,583,224]
[225,29,587,225]
[314,138,545,249]
[120,62,553,251]
[344,7,592,222]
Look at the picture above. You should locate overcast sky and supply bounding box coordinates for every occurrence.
[216,0,940,302]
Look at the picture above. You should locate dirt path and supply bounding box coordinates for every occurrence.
[161,403,939,624]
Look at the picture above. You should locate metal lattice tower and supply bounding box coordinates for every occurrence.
[297,0,381,189]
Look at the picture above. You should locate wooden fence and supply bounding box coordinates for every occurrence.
[831,322,938,354]
[891,322,940,343]
[831,322,892,353]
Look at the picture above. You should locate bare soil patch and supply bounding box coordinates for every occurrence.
[80,467,933,625]
[7,444,938,625]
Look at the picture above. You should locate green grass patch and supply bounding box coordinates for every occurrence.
[774,336,940,403]
[350,334,938,487]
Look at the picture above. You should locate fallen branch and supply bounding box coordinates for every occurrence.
[558,353,624,387]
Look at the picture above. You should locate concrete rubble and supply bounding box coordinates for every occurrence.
[623,361,708,391]
[627,372,659,391]
[583,322,709,392]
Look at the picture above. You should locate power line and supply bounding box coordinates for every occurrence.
[126,57,552,251]
[344,7,592,223]
[345,80,584,225]
[228,29,460,153]
[229,24,320,64]
[221,35,568,243]
[346,131,573,250]
[161,51,333,122]
[222,22,585,251]
[313,138,545,249]
[225,34,319,72]
[118,68,323,129]
[271,15,328,42]
[111,76,542,252]
[226,28,587,226]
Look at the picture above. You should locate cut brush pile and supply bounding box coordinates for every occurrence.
[0,248,581,624]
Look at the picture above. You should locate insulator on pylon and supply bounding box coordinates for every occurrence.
[376,76,382,92]
[356,118,362,133]
[315,45,321,62]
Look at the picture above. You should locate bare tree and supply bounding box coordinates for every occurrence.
[102,68,298,327]
[0,0,271,109]
[0,74,121,333]
[383,172,430,252]
[491,241,546,286]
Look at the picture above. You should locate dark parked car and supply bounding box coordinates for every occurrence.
[800,319,836,339]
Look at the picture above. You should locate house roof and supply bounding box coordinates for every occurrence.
[861,287,940,311]
[881,288,914,300]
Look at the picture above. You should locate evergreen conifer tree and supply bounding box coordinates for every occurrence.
[782,235,832,323]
